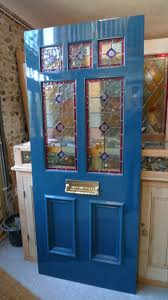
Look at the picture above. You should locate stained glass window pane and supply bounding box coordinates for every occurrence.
[98,38,124,67]
[143,55,168,138]
[42,81,77,170]
[86,78,123,173]
[68,42,92,69]
[41,46,63,71]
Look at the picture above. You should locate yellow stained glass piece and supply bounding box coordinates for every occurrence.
[82,56,90,67]
[101,43,112,54]
[88,82,102,97]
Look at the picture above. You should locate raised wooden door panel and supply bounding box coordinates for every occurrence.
[139,181,168,282]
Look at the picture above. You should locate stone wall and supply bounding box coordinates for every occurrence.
[0,11,28,152]
[0,11,28,213]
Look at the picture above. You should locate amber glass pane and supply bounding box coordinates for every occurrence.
[68,42,92,69]
[143,55,168,137]
[42,81,77,169]
[86,78,123,173]
[98,38,124,67]
[41,46,63,71]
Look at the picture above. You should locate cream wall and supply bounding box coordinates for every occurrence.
[144,38,168,55]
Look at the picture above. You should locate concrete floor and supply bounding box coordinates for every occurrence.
[0,239,168,300]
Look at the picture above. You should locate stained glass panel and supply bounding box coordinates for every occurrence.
[68,42,92,69]
[98,38,124,67]
[86,78,123,173]
[42,81,77,169]
[41,46,63,71]
[143,55,168,138]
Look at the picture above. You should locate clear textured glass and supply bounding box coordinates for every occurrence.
[42,81,77,169]
[98,38,124,67]
[41,46,63,71]
[86,78,123,173]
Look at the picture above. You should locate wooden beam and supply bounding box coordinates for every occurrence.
[16,46,29,136]
[142,149,168,157]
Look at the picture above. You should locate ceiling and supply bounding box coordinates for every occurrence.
[0,0,168,39]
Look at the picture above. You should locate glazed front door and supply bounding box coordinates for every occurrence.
[25,15,144,294]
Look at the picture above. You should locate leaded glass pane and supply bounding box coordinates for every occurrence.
[68,42,92,69]
[41,46,63,71]
[98,38,124,67]
[42,81,77,170]
[86,78,123,173]
[143,55,168,136]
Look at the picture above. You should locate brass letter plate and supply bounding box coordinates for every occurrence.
[65,179,99,196]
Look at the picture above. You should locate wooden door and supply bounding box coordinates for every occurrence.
[25,16,144,293]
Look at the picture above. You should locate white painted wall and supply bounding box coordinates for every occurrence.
[144,38,168,55]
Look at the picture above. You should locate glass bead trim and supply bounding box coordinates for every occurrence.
[42,81,77,170]
[40,45,63,72]
[68,42,92,69]
[98,38,124,67]
[86,77,124,173]
[143,54,168,137]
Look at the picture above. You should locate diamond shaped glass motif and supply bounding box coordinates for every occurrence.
[42,80,77,170]
[100,92,109,102]
[98,38,124,67]
[41,45,62,72]
[76,51,85,61]
[106,48,116,58]
[55,122,65,133]
[55,94,63,104]
[86,77,123,173]
[57,150,65,159]
[100,152,109,161]
[99,122,110,134]
[68,42,92,69]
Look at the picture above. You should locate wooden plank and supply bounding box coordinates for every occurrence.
[15,172,30,260]
[16,47,29,135]
[142,133,165,143]
[141,171,168,181]
[142,180,168,188]
[6,141,16,187]
[149,192,168,268]
[142,149,168,157]
[138,277,168,288]
[22,176,37,261]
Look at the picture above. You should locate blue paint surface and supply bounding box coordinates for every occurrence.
[24,15,144,294]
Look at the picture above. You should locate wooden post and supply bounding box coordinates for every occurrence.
[16,43,29,136]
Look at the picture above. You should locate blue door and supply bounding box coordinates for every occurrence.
[25,15,144,294]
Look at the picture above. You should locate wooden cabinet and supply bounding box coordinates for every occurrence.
[12,142,37,261]
[11,142,168,284]
[139,176,168,284]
